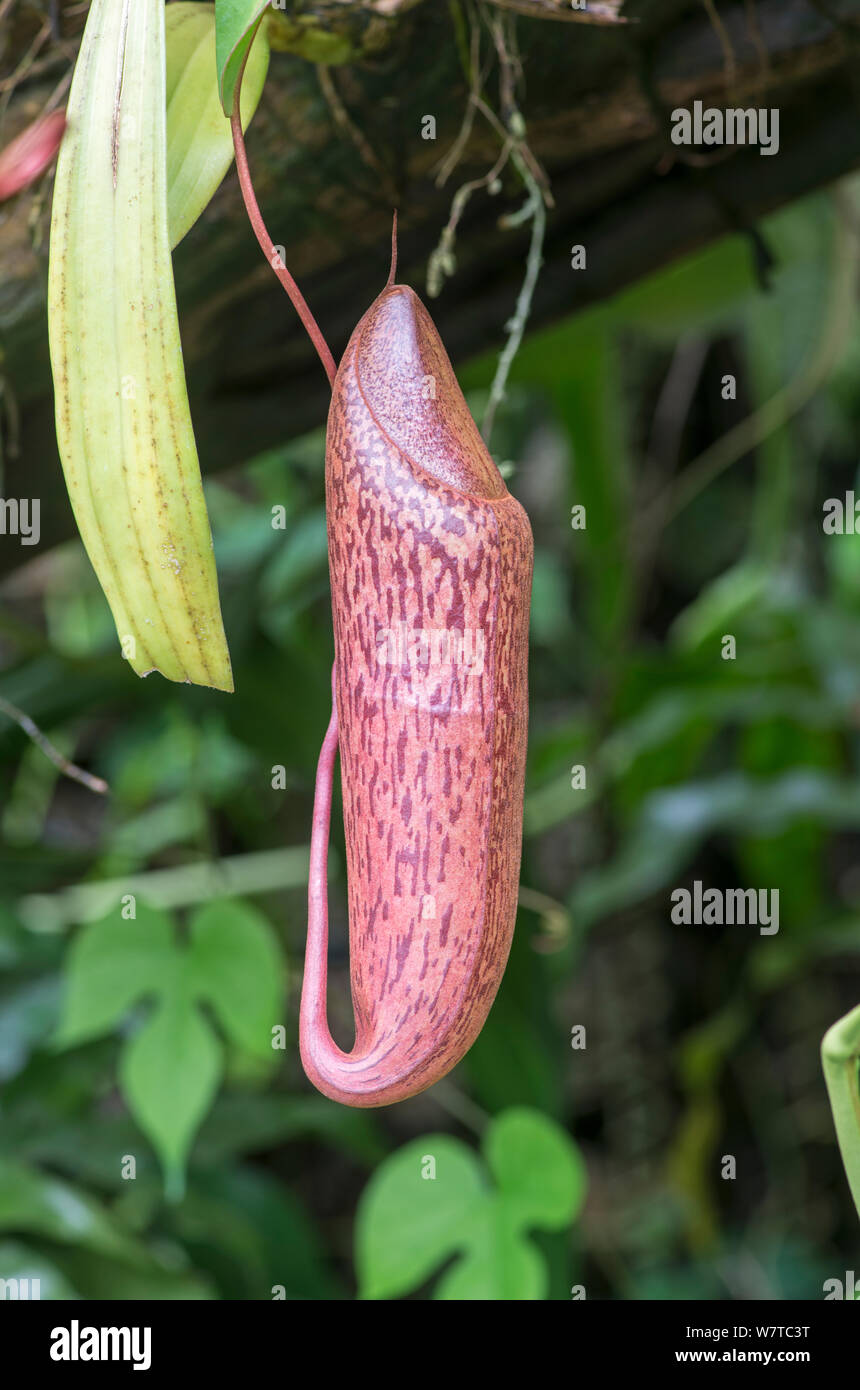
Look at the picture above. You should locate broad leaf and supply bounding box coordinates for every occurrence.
[0,1159,144,1263]
[48,0,233,689]
[484,1107,587,1230]
[355,1109,587,1300]
[56,897,285,1195]
[55,903,177,1048]
[120,977,221,1201]
[187,898,283,1058]
[0,1241,80,1300]
[356,1137,485,1300]
[166,1,269,248]
[435,1211,545,1300]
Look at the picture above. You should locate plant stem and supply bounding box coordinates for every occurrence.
[230,47,336,389]
[17,846,321,933]
[431,1079,489,1135]
[822,1001,860,1222]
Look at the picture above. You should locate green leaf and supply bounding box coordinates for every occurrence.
[0,1159,144,1263]
[166,1,269,248]
[55,896,287,1196]
[0,976,62,1082]
[822,1002,860,1223]
[355,1108,587,1300]
[550,332,633,650]
[355,1136,485,1300]
[173,1165,342,1300]
[166,2,214,101]
[48,0,234,690]
[215,0,270,116]
[194,1093,385,1166]
[53,1248,214,1301]
[120,979,221,1201]
[0,1241,80,1300]
[670,563,771,652]
[435,1211,545,1300]
[187,898,284,1058]
[55,903,177,1048]
[572,770,860,932]
[484,1108,587,1230]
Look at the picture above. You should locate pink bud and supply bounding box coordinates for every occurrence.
[0,110,66,203]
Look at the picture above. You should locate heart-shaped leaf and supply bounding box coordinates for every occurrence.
[485,1106,586,1229]
[355,1108,587,1300]
[120,976,221,1202]
[435,1210,544,1299]
[356,1137,486,1300]
[56,897,285,1197]
[187,898,284,1058]
[54,903,177,1048]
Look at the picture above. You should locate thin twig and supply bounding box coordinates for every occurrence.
[0,695,108,796]
[487,5,518,126]
[0,41,77,104]
[431,1079,490,1135]
[435,2,485,188]
[0,15,51,134]
[437,1,553,203]
[42,65,72,118]
[435,3,552,442]
[518,884,571,952]
[701,0,737,90]
[744,0,771,104]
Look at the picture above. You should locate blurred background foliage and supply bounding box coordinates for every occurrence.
[2,172,860,1299]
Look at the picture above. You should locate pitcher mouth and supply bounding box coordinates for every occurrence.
[354,285,509,502]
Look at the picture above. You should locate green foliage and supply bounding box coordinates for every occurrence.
[166,1,269,248]
[214,0,271,114]
[119,979,222,1203]
[3,180,860,1299]
[355,1109,586,1300]
[0,1159,214,1297]
[0,1157,144,1261]
[56,900,284,1196]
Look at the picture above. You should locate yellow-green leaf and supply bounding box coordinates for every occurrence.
[166,1,269,249]
[48,0,234,691]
